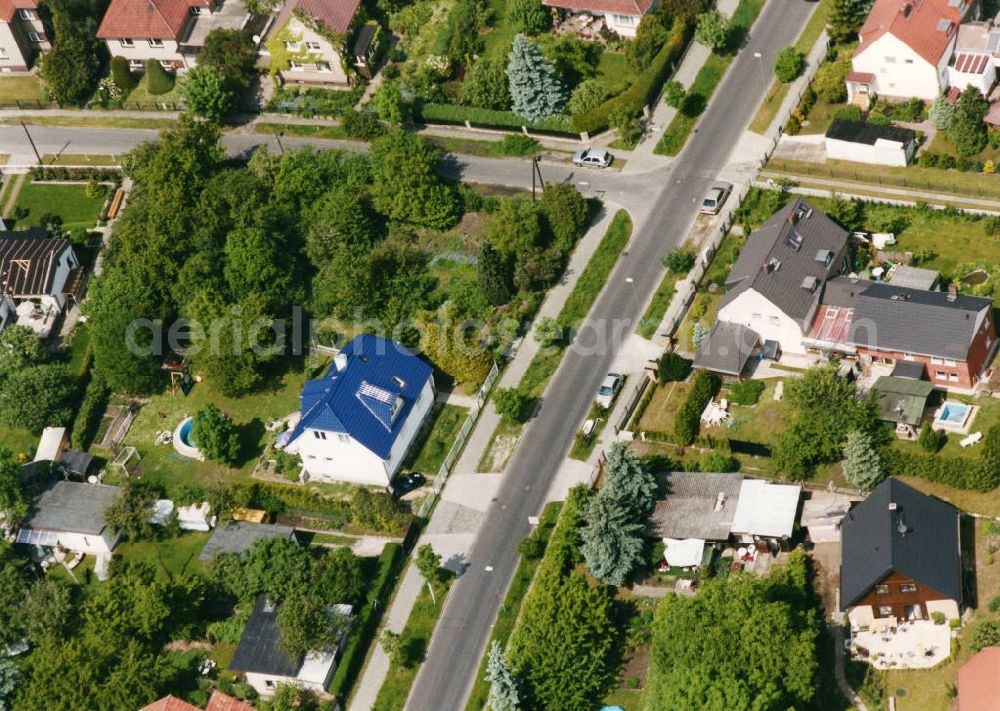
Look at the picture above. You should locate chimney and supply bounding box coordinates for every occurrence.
[901,1,912,18]
[334,352,348,371]
[762,260,770,274]
[948,283,958,302]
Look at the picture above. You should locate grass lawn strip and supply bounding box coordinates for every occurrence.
[0,75,47,104]
[636,272,678,338]
[463,501,562,711]
[655,0,766,156]
[409,403,469,474]
[42,153,119,166]
[0,116,178,130]
[255,122,352,141]
[371,569,455,711]
[476,210,634,472]
[748,0,832,134]
[568,403,609,461]
[12,178,105,233]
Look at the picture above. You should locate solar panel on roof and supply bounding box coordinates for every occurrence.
[15,528,61,547]
[357,381,396,404]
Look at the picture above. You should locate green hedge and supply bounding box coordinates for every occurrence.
[882,449,1000,491]
[145,59,175,95]
[419,103,575,134]
[727,379,765,406]
[70,375,109,450]
[674,370,721,445]
[111,56,137,91]
[328,542,405,702]
[573,25,688,135]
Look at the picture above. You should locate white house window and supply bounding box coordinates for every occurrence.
[949,373,959,382]
[899,583,917,593]
[27,32,42,43]
[885,56,896,63]
[936,371,948,380]
[284,40,299,50]
[875,584,889,594]
[752,313,763,320]
[878,606,893,616]
[313,431,327,440]
[337,433,350,443]
[0,48,8,59]
[148,38,164,47]
[316,61,331,71]
[119,38,134,47]
[944,358,957,366]
[931,357,943,365]
[904,58,913,64]
[265,680,275,688]
[305,41,321,50]
[17,9,35,20]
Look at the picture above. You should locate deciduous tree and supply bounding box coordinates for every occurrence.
[0,326,46,381]
[278,594,351,659]
[694,10,729,52]
[368,131,460,228]
[0,363,76,433]
[104,479,160,541]
[462,57,511,110]
[415,543,441,604]
[190,403,241,465]
[198,28,258,89]
[508,0,550,34]
[181,66,237,121]
[773,47,805,83]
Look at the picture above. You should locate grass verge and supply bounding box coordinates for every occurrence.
[655,0,766,156]
[748,0,832,134]
[409,403,468,474]
[464,501,562,711]
[255,122,353,141]
[371,569,455,711]
[637,272,677,338]
[42,153,119,166]
[568,403,609,461]
[0,116,177,129]
[424,135,555,158]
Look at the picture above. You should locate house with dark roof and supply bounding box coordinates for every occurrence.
[695,199,850,373]
[96,0,263,71]
[198,520,296,561]
[0,229,80,336]
[805,276,996,390]
[848,0,976,102]
[0,0,48,72]
[281,334,434,486]
[825,119,917,167]
[841,477,962,627]
[229,594,353,697]
[541,0,654,38]
[15,480,122,554]
[263,0,377,87]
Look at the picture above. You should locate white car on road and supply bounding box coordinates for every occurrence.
[595,373,624,409]
[700,181,733,214]
[573,148,614,168]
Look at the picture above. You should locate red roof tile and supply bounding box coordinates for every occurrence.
[286,0,362,35]
[96,0,206,40]
[139,695,202,711]
[846,71,876,83]
[959,647,1000,711]
[541,0,653,16]
[856,0,970,66]
[205,691,256,711]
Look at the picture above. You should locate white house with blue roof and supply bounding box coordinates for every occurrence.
[282,335,435,486]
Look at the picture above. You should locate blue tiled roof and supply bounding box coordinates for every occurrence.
[288,335,433,459]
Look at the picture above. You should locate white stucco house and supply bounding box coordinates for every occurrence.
[0,229,80,336]
[848,0,975,102]
[698,198,851,370]
[541,0,655,38]
[229,594,353,697]
[0,0,49,73]
[16,481,122,555]
[281,334,434,487]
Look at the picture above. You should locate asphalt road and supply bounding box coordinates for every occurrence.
[406,2,820,709]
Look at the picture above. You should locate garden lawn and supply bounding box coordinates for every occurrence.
[596,51,631,96]
[674,291,721,352]
[482,0,519,60]
[0,75,47,104]
[765,156,1000,200]
[748,0,832,134]
[637,272,677,338]
[796,97,848,135]
[123,72,185,106]
[464,501,562,711]
[928,128,1000,164]
[637,379,689,435]
[43,153,119,166]
[371,569,454,711]
[115,531,212,580]
[722,379,787,445]
[112,358,327,498]
[13,179,105,232]
[409,403,469,474]
[423,135,544,159]
[0,424,36,458]
[892,394,1000,461]
[569,403,608,460]
[256,122,351,141]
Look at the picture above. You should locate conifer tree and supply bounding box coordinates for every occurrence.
[842,430,885,492]
[581,490,645,586]
[506,33,566,122]
[485,641,520,711]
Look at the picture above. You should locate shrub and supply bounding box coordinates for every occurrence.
[494,387,533,423]
[773,47,805,83]
[84,178,107,199]
[111,56,138,91]
[663,80,685,109]
[989,594,1000,613]
[674,370,720,445]
[986,216,1000,237]
[938,154,956,169]
[784,114,801,135]
[664,248,696,274]
[918,422,941,453]
[497,133,539,156]
[918,152,939,168]
[931,611,946,625]
[658,352,692,383]
[866,111,890,126]
[145,59,175,95]
[699,450,738,472]
[834,105,863,122]
[728,379,764,406]
[881,449,999,491]
[341,110,386,140]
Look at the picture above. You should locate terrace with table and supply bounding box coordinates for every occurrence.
[848,616,954,670]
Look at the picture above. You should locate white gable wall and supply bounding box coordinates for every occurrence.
[852,33,950,100]
[46,528,119,555]
[716,288,809,355]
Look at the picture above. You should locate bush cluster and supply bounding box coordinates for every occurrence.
[573,25,687,135]
[881,449,1000,491]
[674,370,720,445]
[658,352,692,383]
[69,375,109,450]
[917,152,986,173]
[727,379,764,406]
[31,166,122,184]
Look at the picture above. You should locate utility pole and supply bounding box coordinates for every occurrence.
[275,130,286,155]
[20,121,41,165]
[531,155,544,200]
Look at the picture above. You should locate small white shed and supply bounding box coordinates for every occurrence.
[825,119,917,167]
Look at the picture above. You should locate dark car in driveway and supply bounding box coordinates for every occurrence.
[390,472,426,497]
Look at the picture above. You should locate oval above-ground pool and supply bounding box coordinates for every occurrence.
[173,416,205,461]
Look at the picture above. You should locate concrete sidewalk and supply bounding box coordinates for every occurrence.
[347,203,623,711]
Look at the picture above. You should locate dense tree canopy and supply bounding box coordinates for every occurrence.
[949,87,990,157]
[0,363,76,433]
[39,9,100,105]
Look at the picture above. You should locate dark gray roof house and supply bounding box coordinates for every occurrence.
[648,472,743,541]
[230,595,302,679]
[693,322,760,377]
[850,283,992,360]
[15,481,121,549]
[719,198,851,324]
[871,376,934,426]
[840,477,961,610]
[198,520,297,561]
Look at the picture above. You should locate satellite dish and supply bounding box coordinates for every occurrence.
[252,34,261,43]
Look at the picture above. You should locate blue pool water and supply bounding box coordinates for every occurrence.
[938,403,971,425]
[179,419,197,447]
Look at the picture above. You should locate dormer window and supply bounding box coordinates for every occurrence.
[390,396,404,423]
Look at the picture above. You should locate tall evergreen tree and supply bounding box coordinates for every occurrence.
[479,243,513,306]
[842,431,885,492]
[827,0,869,43]
[602,442,657,519]
[580,490,645,587]
[486,641,521,711]
[929,94,955,130]
[506,34,566,122]
[949,87,990,157]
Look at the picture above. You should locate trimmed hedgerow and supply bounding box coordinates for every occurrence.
[673,370,721,445]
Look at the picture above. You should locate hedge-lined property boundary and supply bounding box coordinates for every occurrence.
[674,370,720,445]
[418,103,576,135]
[883,448,1000,492]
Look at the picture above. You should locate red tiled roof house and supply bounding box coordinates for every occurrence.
[848,0,975,102]
[96,0,256,71]
[0,0,49,72]
[263,0,373,87]
[541,0,655,38]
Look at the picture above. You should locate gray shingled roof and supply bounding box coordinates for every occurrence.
[872,376,934,425]
[826,119,916,147]
[840,478,961,610]
[850,282,991,360]
[229,594,301,677]
[721,198,850,322]
[693,321,760,376]
[648,472,743,541]
[22,481,121,535]
[887,265,939,291]
[198,521,297,561]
